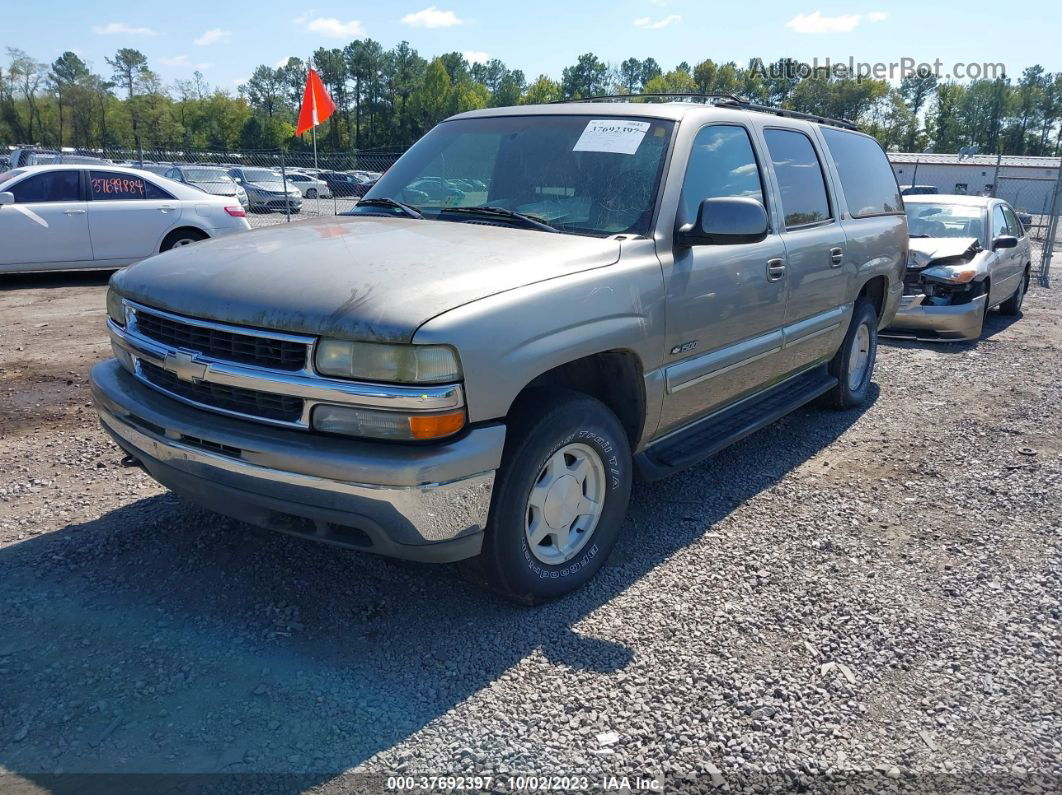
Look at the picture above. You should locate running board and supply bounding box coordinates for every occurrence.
[635,365,836,481]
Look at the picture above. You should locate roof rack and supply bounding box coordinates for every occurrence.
[552,93,860,131]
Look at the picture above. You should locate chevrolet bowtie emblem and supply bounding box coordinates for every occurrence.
[164,350,209,382]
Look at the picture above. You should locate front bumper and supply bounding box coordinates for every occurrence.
[91,359,504,562]
[882,293,986,342]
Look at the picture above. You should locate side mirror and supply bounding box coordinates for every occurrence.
[678,197,769,247]
[0,191,13,206]
[992,234,1018,250]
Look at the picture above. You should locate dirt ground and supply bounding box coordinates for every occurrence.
[0,271,1059,792]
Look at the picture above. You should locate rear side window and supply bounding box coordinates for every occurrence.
[821,128,903,217]
[10,170,80,203]
[89,170,173,201]
[680,125,765,223]
[763,129,831,229]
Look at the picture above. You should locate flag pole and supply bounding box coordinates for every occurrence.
[309,54,320,216]
[309,54,318,174]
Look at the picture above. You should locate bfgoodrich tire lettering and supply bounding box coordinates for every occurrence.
[465,389,632,604]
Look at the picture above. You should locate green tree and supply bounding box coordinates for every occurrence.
[106,48,153,156]
[561,53,607,98]
[522,75,562,105]
[49,51,89,146]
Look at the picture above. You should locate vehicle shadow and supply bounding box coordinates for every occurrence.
[0,388,877,788]
[0,270,114,291]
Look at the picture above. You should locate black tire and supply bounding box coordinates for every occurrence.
[999,268,1028,316]
[160,228,207,252]
[823,298,878,409]
[463,389,633,604]
[306,188,318,199]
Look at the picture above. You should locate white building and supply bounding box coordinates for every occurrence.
[888,152,1061,215]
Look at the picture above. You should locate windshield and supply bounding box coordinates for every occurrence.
[184,168,233,183]
[241,168,283,183]
[906,203,986,240]
[357,115,675,237]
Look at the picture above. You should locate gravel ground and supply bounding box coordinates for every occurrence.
[0,272,1060,793]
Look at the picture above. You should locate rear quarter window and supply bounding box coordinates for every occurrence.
[820,128,903,218]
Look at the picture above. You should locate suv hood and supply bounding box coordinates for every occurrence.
[112,215,622,342]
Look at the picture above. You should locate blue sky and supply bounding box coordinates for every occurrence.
[5,1,1059,91]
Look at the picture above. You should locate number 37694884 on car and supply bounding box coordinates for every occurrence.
[92,98,907,603]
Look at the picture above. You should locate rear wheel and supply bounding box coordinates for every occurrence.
[160,228,207,252]
[463,389,632,604]
[823,298,878,409]
[999,268,1028,316]
[306,188,318,199]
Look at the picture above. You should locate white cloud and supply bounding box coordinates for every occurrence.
[194,28,231,46]
[274,57,291,69]
[401,7,463,28]
[633,14,682,29]
[196,62,212,71]
[302,17,366,37]
[867,11,889,22]
[785,11,863,33]
[159,55,190,67]
[91,22,157,36]
[463,50,490,65]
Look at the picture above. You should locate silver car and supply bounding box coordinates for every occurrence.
[886,194,1032,341]
[93,100,907,602]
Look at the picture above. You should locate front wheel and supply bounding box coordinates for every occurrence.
[999,269,1028,316]
[823,298,878,409]
[464,390,632,604]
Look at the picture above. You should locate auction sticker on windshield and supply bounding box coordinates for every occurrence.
[573,119,651,155]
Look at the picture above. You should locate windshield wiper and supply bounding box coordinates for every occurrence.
[356,197,424,219]
[441,205,559,233]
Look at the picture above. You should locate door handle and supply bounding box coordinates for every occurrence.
[829,246,844,266]
[63,209,86,215]
[159,205,176,213]
[766,258,786,282]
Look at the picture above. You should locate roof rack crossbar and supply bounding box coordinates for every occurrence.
[549,93,859,131]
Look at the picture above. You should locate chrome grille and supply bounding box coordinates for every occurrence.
[139,361,304,423]
[133,309,308,371]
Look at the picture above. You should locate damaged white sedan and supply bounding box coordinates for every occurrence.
[884,194,1032,341]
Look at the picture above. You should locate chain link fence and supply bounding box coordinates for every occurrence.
[3,144,405,230]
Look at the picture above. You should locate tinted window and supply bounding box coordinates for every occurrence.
[763,129,831,228]
[822,128,903,217]
[1001,205,1024,238]
[10,170,80,203]
[90,170,173,201]
[680,125,765,223]
[991,205,1008,238]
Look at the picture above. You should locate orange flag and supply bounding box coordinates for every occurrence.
[295,68,336,137]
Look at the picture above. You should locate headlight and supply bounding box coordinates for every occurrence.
[315,339,461,384]
[921,265,978,284]
[106,287,127,326]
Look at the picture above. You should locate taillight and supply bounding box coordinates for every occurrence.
[224,206,246,217]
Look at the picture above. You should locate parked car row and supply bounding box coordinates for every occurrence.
[0,164,250,271]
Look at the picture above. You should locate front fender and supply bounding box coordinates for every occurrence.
[413,245,667,425]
